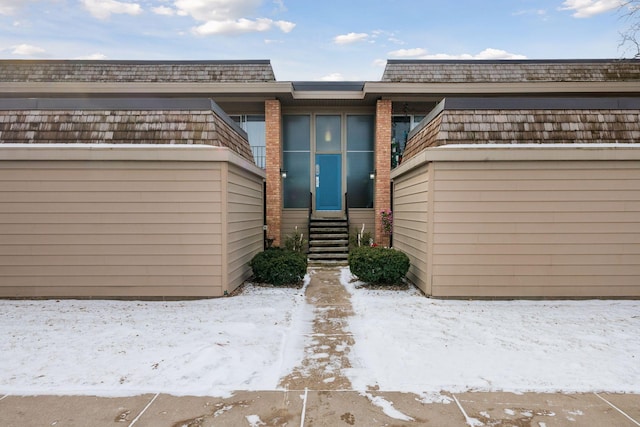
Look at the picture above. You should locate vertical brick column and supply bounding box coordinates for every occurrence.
[375,99,392,246]
[265,99,282,246]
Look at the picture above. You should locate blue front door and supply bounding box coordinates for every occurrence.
[315,154,342,211]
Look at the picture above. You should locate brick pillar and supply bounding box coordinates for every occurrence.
[375,99,392,247]
[265,99,282,246]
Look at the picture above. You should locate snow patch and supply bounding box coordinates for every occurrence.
[245,414,266,426]
[416,392,453,404]
[361,392,414,421]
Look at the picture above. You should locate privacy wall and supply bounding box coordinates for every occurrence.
[391,146,640,298]
[0,145,264,298]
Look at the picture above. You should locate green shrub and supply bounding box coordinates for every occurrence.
[283,227,307,253]
[349,227,373,249]
[348,246,410,285]
[249,247,307,286]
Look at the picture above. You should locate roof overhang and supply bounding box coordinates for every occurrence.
[1,80,638,105]
[0,81,294,98]
[365,81,640,101]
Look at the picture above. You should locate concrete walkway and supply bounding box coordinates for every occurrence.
[1,267,639,426]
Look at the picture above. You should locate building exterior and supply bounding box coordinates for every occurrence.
[0,58,639,297]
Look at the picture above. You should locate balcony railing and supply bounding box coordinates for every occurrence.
[251,146,266,169]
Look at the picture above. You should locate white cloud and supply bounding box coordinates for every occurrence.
[81,0,142,20]
[0,0,44,15]
[175,0,261,21]
[272,0,286,12]
[320,72,344,81]
[11,43,45,56]
[372,59,387,67]
[387,47,526,60]
[75,53,108,59]
[560,0,623,18]
[193,18,294,35]
[513,8,547,16]
[388,48,428,58]
[0,0,19,15]
[275,20,295,32]
[471,48,527,60]
[152,5,175,16]
[174,0,295,35]
[334,32,369,45]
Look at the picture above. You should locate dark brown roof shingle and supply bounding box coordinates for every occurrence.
[0,60,276,83]
[382,59,640,83]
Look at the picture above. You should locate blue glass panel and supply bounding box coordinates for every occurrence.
[283,151,310,208]
[315,115,341,153]
[283,115,310,151]
[347,115,374,151]
[347,152,374,208]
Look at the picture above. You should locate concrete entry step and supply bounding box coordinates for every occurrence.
[308,253,348,260]
[309,233,348,239]
[308,215,350,271]
[310,227,347,233]
[308,260,349,266]
[309,239,349,247]
[308,246,348,253]
[309,221,348,228]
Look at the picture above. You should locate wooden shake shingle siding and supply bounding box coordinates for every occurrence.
[0,60,276,83]
[382,59,640,83]
[0,107,255,163]
[403,98,640,161]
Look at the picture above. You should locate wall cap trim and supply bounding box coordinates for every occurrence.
[391,143,640,179]
[0,144,265,178]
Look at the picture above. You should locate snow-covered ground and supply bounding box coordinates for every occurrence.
[0,268,639,396]
[0,278,312,397]
[340,268,640,394]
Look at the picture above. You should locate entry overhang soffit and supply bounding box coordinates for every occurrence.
[0,81,295,98]
[364,81,640,99]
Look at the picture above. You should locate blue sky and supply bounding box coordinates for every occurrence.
[0,0,634,81]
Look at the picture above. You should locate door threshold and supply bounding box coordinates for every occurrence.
[311,212,346,220]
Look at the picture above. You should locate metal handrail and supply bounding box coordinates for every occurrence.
[344,192,349,223]
[308,192,312,254]
[345,192,350,250]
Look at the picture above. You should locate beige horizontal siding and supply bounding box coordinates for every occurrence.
[0,286,225,298]
[431,160,640,297]
[349,209,375,242]
[0,160,225,297]
[282,209,308,249]
[225,163,264,291]
[391,163,430,294]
